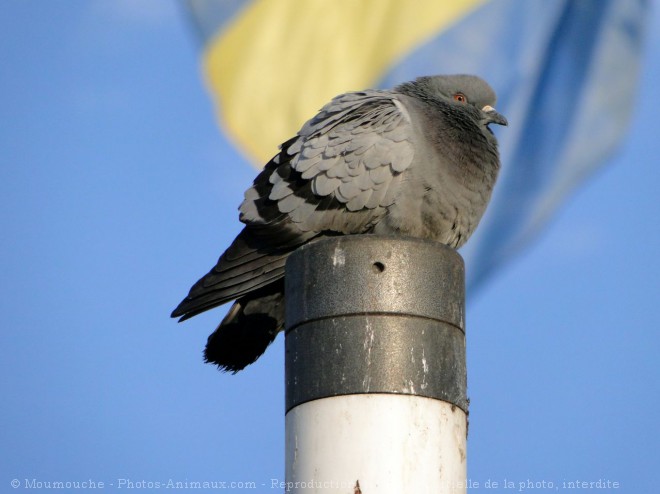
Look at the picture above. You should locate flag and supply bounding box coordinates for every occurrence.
[186,0,649,289]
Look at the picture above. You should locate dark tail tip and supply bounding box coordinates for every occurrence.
[204,312,279,373]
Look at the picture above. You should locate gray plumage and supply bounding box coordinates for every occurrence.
[172,74,507,372]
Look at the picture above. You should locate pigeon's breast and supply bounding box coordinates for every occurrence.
[376,95,499,248]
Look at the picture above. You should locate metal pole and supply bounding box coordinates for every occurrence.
[284,235,467,493]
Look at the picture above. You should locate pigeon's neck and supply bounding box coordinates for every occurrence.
[394,81,439,104]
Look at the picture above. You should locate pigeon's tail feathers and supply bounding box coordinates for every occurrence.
[204,281,285,373]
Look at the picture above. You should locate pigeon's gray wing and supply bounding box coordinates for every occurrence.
[242,90,416,234]
[173,91,415,322]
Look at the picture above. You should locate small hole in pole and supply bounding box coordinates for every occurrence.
[372,261,385,273]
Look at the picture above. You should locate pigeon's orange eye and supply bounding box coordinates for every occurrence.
[453,93,467,103]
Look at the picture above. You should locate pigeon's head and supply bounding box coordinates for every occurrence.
[403,75,508,127]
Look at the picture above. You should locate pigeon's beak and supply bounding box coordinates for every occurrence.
[481,105,508,126]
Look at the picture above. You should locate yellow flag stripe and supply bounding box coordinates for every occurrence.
[203,0,486,165]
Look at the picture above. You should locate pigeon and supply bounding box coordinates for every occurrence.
[172,74,507,372]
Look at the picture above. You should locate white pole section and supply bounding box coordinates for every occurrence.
[284,235,467,493]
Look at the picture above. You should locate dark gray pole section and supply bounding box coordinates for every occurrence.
[285,234,467,412]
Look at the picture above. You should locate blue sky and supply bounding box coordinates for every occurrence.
[1,1,659,492]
